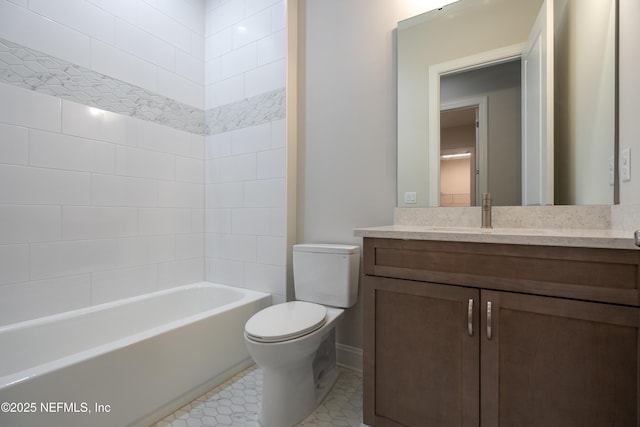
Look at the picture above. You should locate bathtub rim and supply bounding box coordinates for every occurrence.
[0,281,271,391]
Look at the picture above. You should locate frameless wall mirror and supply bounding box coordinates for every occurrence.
[397,0,617,207]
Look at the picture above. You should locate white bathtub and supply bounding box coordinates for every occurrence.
[0,282,271,427]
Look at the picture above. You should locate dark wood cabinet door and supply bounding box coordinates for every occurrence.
[481,290,640,427]
[364,276,480,427]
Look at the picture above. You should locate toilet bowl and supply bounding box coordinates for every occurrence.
[245,302,344,427]
[243,243,360,427]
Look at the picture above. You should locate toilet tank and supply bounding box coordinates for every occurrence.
[293,243,360,308]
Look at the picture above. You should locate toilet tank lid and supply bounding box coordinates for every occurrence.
[294,243,360,254]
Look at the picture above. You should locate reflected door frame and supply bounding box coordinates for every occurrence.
[428,43,524,206]
[522,0,554,206]
[441,98,487,206]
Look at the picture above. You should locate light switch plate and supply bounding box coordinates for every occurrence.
[404,192,417,204]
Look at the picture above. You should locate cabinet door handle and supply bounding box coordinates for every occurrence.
[467,298,474,336]
[486,301,493,340]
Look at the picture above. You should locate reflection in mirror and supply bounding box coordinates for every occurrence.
[440,106,478,207]
[441,60,522,206]
[397,0,617,207]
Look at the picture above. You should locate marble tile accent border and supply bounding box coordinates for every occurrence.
[0,38,286,136]
[394,205,613,230]
[205,87,286,135]
[0,38,205,135]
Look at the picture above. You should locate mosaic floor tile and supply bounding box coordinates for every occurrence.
[154,365,364,427]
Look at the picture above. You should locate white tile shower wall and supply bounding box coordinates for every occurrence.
[204,0,287,302]
[0,82,205,326]
[0,0,205,109]
[205,119,286,300]
[205,0,285,109]
[0,0,288,324]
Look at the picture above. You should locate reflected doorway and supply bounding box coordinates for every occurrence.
[439,60,522,206]
[440,106,478,206]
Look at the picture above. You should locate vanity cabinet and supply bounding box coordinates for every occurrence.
[363,237,640,427]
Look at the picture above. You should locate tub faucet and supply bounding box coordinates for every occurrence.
[481,193,492,229]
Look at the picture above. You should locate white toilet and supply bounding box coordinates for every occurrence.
[244,243,360,427]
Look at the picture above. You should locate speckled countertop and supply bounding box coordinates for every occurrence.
[354,224,639,250]
[355,205,640,249]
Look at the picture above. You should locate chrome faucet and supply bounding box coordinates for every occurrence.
[481,193,492,229]
[635,230,640,247]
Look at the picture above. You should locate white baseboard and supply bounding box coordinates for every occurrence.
[336,343,362,372]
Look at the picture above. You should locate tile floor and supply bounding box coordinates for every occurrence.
[154,365,364,427]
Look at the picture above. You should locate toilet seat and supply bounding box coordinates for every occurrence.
[245,301,327,343]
